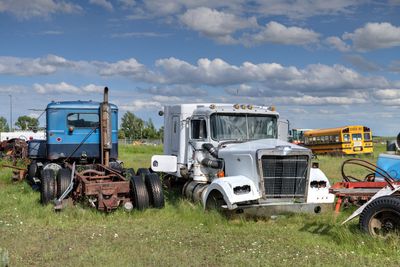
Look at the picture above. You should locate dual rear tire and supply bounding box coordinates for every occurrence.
[130,170,164,210]
[40,167,71,205]
[40,169,57,205]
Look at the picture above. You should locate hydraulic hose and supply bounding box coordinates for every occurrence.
[201,158,223,169]
[202,143,218,158]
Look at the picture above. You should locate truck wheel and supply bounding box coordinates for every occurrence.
[145,173,165,208]
[40,169,56,205]
[359,196,400,236]
[205,190,226,211]
[136,168,150,177]
[57,168,72,198]
[27,161,38,184]
[130,176,149,210]
[123,168,135,179]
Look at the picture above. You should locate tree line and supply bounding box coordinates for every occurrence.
[0,116,39,132]
[0,112,163,140]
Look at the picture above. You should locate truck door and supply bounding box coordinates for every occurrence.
[278,119,290,142]
[171,116,180,155]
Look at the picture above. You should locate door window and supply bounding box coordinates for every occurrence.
[67,113,99,128]
[191,119,207,140]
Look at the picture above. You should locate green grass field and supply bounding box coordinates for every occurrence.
[1,144,400,266]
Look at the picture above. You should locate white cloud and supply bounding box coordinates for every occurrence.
[180,7,256,44]
[119,99,162,112]
[0,85,26,93]
[33,82,104,94]
[154,57,389,93]
[142,85,208,96]
[89,0,113,11]
[0,54,77,76]
[325,36,350,52]
[343,22,400,51]
[373,89,400,99]
[250,0,359,19]
[278,95,368,105]
[1,54,398,99]
[344,54,380,72]
[127,0,361,20]
[111,32,171,38]
[0,0,82,19]
[242,21,320,46]
[95,58,159,82]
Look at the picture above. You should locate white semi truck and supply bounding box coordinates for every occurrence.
[151,103,334,216]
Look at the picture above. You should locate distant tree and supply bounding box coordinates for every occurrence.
[157,126,164,140]
[0,116,9,132]
[15,116,39,131]
[118,129,126,139]
[143,118,158,139]
[120,111,144,139]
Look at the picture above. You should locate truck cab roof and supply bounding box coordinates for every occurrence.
[47,101,118,110]
[165,103,279,117]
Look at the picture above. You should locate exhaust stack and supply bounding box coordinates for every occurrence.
[100,87,112,166]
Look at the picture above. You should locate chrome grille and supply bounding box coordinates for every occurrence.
[262,155,308,198]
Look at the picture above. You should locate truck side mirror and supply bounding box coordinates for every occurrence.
[68,126,74,133]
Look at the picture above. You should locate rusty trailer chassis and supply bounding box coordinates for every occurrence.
[61,163,132,212]
[327,158,400,236]
[330,181,400,213]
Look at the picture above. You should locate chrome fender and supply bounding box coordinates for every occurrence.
[202,175,261,210]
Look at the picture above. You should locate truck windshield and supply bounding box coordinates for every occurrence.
[210,113,277,141]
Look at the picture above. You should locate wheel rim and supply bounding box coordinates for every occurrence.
[368,209,400,236]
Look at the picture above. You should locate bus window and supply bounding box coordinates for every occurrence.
[364,132,371,141]
[343,134,350,142]
[352,133,362,141]
[335,135,339,143]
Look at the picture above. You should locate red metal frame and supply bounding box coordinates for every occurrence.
[66,163,131,212]
[330,181,400,213]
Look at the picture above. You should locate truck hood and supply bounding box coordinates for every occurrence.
[218,138,309,155]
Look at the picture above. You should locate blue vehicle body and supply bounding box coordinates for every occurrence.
[375,153,400,181]
[29,100,118,162]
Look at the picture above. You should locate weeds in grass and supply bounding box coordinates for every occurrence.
[1,145,400,266]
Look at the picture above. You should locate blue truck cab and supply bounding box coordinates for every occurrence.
[29,100,118,162]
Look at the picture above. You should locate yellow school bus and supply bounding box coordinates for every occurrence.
[304,125,373,155]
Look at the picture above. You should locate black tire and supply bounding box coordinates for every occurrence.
[145,173,165,208]
[27,161,38,184]
[136,168,150,177]
[57,168,72,198]
[359,196,400,236]
[130,176,149,210]
[205,190,226,211]
[40,169,56,205]
[123,168,136,179]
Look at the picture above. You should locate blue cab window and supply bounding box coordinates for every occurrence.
[67,113,99,128]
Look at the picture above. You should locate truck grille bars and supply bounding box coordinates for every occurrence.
[262,155,308,198]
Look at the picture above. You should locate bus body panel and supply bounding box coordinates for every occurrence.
[303,125,373,155]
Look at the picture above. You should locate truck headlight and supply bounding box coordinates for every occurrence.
[234,185,251,195]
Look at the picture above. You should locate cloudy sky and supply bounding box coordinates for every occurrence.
[0,0,400,135]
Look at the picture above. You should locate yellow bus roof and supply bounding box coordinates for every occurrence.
[304,125,368,136]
